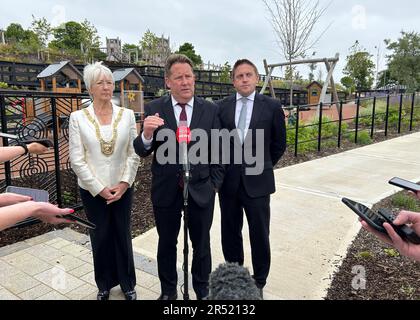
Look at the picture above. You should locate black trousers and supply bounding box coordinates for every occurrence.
[219,182,271,288]
[80,187,136,292]
[153,188,214,299]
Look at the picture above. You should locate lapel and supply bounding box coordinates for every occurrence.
[160,95,178,131]
[227,95,237,129]
[190,97,204,130]
[247,93,264,132]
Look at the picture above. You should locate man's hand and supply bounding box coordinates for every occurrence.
[106,182,129,205]
[143,113,164,140]
[0,192,32,207]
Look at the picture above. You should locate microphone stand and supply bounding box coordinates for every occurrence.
[181,142,190,301]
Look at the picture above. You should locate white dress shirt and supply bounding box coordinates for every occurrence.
[142,96,194,148]
[235,91,255,139]
[69,103,140,197]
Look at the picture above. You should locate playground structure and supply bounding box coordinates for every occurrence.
[112,68,145,120]
[261,53,340,111]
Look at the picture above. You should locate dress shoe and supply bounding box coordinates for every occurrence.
[124,290,137,300]
[157,293,177,300]
[97,290,110,301]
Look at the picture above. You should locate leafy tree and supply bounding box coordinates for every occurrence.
[50,21,86,50]
[219,62,231,83]
[31,15,52,47]
[176,42,203,67]
[340,76,355,94]
[139,29,159,56]
[123,43,140,54]
[385,31,420,92]
[5,23,40,49]
[377,69,397,88]
[343,41,375,91]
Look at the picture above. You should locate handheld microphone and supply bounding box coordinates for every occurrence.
[176,121,192,175]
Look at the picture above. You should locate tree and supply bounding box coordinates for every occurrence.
[50,21,86,50]
[31,15,52,48]
[377,69,397,88]
[49,20,101,61]
[5,23,40,49]
[140,29,159,57]
[176,42,203,67]
[385,31,420,92]
[262,0,330,107]
[343,41,375,91]
[308,63,317,82]
[340,76,355,94]
[219,62,232,83]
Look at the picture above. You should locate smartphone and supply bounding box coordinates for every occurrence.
[388,177,420,192]
[342,197,420,244]
[5,186,95,230]
[60,213,96,230]
[6,186,49,202]
[342,197,387,234]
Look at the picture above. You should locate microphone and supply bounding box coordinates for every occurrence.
[176,121,192,180]
[208,262,262,300]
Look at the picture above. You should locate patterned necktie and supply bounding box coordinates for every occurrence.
[178,103,187,125]
[178,103,187,188]
[237,97,248,143]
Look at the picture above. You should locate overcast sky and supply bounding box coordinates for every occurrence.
[1,0,419,82]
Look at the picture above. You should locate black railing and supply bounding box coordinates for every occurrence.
[1,90,419,228]
[286,93,420,156]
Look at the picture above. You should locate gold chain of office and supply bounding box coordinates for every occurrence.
[83,108,124,156]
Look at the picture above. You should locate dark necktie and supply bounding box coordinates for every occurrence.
[178,103,187,124]
[178,103,187,188]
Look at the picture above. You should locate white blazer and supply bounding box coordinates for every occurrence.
[69,103,140,197]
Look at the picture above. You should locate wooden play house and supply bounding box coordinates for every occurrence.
[37,60,83,94]
[307,81,323,105]
[34,61,83,128]
[113,68,145,117]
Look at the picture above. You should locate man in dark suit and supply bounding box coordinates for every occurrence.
[216,59,286,298]
[133,54,224,300]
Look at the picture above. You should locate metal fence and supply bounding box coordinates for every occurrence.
[1,90,419,228]
[286,93,420,156]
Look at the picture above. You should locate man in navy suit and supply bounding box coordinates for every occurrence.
[216,59,286,298]
[133,54,224,300]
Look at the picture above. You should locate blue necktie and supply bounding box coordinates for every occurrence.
[238,97,248,143]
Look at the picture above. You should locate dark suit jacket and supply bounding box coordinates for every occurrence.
[133,95,224,208]
[216,93,286,198]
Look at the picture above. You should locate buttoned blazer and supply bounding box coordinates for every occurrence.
[69,103,140,197]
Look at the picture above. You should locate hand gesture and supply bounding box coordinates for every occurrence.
[143,113,164,140]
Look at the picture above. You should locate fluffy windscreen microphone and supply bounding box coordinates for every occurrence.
[208,262,262,300]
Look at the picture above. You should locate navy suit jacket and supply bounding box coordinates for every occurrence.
[216,93,286,198]
[133,95,224,208]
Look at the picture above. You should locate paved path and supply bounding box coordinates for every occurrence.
[1,132,419,300]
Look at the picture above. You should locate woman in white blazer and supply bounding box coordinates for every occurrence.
[69,62,140,300]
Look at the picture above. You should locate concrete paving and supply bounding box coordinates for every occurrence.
[1,132,420,300]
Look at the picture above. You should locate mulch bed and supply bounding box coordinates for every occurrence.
[1,129,419,300]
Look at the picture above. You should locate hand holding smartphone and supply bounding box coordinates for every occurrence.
[5,186,95,229]
[388,177,420,193]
